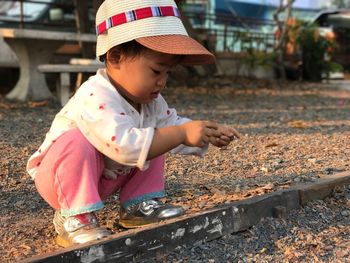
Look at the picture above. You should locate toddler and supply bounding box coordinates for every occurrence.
[27,0,240,247]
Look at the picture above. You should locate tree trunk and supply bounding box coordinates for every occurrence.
[92,0,104,15]
[273,0,295,80]
[74,0,94,58]
[181,11,219,75]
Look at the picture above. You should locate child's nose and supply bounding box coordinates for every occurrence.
[156,75,168,88]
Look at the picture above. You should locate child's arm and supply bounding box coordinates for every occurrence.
[147,120,221,160]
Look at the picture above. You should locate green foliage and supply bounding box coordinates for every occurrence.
[295,22,338,81]
[332,0,349,8]
[243,47,276,69]
[233,30,276,74]
[176,0,186,9]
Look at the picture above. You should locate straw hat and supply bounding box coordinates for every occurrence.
[95,0,215,65]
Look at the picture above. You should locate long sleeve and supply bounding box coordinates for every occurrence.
[74,79,154,171]
[155,95,208,157]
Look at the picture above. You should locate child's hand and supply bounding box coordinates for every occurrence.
[209,124,241,148]
[180,120,221,148]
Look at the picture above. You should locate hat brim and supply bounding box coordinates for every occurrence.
[135,35,215,66]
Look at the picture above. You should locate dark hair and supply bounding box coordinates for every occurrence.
[101,40,147,64]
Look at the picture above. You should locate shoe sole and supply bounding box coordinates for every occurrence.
[56,235,72,248]
[119,218,161,229]
[119,207,185,229]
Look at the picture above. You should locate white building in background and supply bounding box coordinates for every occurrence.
[238,0,333,9]
[185,0,338,53]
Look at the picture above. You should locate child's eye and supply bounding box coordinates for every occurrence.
[151,68,172,75]
[151,68,161,74]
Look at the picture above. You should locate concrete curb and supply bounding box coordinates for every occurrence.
[22,172,350,263]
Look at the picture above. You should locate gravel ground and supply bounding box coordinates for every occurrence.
[1,77,350,262]
[148,186,350,263]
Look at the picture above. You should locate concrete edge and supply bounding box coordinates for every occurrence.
[21,171,350,263]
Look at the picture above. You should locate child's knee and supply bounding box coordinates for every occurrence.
[57,129,100,162]
[66,129,94,151]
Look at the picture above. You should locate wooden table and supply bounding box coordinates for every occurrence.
[0,28,96,101]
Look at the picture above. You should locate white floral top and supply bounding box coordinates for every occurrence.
[27,69,207,180]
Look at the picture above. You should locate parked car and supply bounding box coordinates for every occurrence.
[281,9,350,80]
[0,0,98,67]
[311,8,350,71]
[0,0,96,31]
[0,0,55,24]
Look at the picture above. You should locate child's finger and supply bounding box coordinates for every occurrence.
[226,128,241,139]
[209,136,223,147]
[233,131,241,139]
[206,127,221,138]
[204,121,219,130]
[219,135,231,142]
[220,130,235,138]
[202,135,210,144]
[212,128,221,137]
[216,138,230,147]
[210,136,230,146]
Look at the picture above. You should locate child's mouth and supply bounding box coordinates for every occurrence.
[151,91,160,98]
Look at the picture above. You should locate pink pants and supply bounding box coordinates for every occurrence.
[34,129,165,217]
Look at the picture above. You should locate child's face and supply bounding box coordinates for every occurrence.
[106,49,179,107]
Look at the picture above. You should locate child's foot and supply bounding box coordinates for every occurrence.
[119,199,184,228]
[53,211,110,247]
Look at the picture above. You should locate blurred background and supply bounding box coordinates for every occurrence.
[1,0,350,93]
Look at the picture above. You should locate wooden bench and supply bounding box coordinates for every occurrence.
[38,60,104,106]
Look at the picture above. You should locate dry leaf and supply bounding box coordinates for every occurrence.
[28,101,49,108]
[288,120,307,128]
[262,183,275,190]
[19,244,31,251]
[265,142,279,148]
[0,102,11,109]
[261,167,269,173]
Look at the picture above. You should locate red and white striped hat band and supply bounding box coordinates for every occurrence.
[96,6,181,36]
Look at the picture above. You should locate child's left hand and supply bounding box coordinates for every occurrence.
[209,124,241,148]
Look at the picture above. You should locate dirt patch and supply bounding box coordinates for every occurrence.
[1,78,350,261]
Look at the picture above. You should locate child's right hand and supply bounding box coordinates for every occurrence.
[180,121,221,148]
[209,124,241,148]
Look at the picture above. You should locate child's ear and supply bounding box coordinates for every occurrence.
[106,51,121,68]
